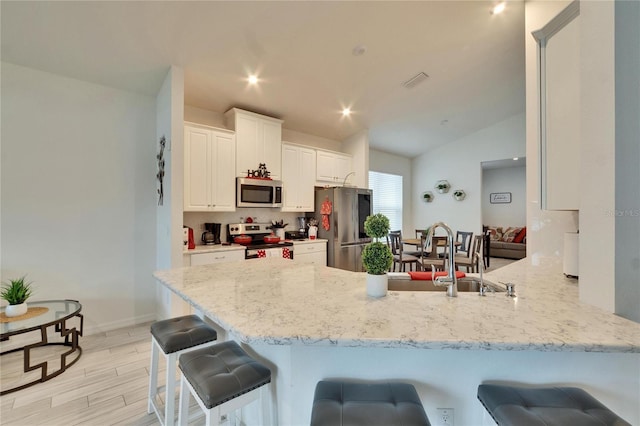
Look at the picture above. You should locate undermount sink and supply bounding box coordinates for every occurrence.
[387,273,505,293]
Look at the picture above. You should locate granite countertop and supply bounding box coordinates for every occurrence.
[153,257,640,352]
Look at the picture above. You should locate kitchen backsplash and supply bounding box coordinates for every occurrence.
[184,209,316,244]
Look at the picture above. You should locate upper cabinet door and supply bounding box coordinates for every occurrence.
[533,2,580,210]
[184,123,236,212]
[225,108,283,180]
[316,150,353,184]
[184,126,212,211]
[281,143,316,212]
[210,130,236,211]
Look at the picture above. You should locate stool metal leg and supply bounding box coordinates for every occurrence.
[164,352,178,426]
[148,338,159,414]
[178,374,190,426]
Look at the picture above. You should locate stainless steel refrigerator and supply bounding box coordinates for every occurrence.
[314,187,372,272]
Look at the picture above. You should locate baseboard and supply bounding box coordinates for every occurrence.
[83,312,157,336]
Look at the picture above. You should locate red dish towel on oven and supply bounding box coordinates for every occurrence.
[282,247,292,259]
[257,249,266,258]
[408,271,466,281]
[320,197,332,231]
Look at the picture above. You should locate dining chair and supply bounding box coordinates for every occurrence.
[419,235,446,272]
[387,231,419,272]
[455,231,474,257]
[405,229,427,257]
[456,235,483,272]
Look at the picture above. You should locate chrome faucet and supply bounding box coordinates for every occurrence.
[475,252,493,296]
[426,222,458,297]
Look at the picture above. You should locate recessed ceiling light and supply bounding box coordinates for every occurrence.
[342,108,351,117]
[513,157,519,161]
[248,75,258,85]
[491,2,506,15]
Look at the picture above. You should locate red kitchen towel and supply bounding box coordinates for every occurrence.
[321,197,332,231]
[282,247,291,259]
[257,249,266,258]
[408,271,466,281]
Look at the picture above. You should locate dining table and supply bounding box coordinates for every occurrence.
[402,238,461,248]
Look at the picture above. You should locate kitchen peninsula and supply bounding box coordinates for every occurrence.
[153,258,640,425]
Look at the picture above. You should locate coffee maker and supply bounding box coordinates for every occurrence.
[296,217,309,236]
[202,223,221,245]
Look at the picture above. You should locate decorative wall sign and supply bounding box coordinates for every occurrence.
[156,136,166,206]
[246,163,271,179]
[490,192,512,204]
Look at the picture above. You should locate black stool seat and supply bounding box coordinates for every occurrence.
[179,340,271,409]
[150,315,217,354]
[311,380,431,426]
[477,384,630,426]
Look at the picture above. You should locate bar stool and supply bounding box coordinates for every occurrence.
[311,380,431,426]
[148,315,218,426]
[178,340,272,426]
[477,383,630,426]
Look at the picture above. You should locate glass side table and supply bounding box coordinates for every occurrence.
[1,300,83,395]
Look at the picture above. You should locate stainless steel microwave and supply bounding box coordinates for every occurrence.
[236,177,283,208]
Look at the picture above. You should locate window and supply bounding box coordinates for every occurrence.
[368,171,403,232]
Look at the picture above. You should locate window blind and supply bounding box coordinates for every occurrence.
[368,171,403,232]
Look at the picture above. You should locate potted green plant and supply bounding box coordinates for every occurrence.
[1,276,33,317]
[453,189,466,201]
[435,180,450,194]
[361,213,393,297]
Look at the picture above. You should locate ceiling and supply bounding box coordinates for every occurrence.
[1,1,525,159]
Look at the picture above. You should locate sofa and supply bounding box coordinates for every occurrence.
[483,226,527,260]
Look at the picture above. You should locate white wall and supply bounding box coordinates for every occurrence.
[1,62,157,333]
[525,1,579,263]
[369,150,412,236]
[342,130,369,189]
[412,113,525,236]
[482,166,526,227]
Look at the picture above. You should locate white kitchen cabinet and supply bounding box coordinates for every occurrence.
[316,150,352,184]
[294,241,327,265]
[189,250,245,266]
[184,123,236,212]
[281,143,316,212]
[224,108,283,180]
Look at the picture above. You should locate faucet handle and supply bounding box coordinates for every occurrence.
[500,281,516,297]
[431,264,436,281]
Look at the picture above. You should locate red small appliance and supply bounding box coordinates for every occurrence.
[183,226,196,249]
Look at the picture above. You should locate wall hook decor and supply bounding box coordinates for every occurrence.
[435,180,450,194]
[156,136,166,206]
[422,191,434,202]
[453,189,466,201]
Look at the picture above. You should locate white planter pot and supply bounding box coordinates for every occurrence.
[275,228,286,240]
[366,273,388,298]
[5,302,27,317]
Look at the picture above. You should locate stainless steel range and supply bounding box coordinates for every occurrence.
[227,223,294,260]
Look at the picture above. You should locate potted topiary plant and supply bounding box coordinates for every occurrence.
[1,276,33,317]
[361,213,393,297]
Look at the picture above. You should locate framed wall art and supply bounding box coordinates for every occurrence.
[490,192,511,204]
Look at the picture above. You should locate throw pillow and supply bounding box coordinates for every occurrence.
[513,227,527,244]
[501,227,522,242]
[486,226,503,241]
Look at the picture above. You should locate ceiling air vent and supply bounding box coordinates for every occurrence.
[402,72,429,89]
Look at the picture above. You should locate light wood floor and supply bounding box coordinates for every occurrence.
[1,322,163,426]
